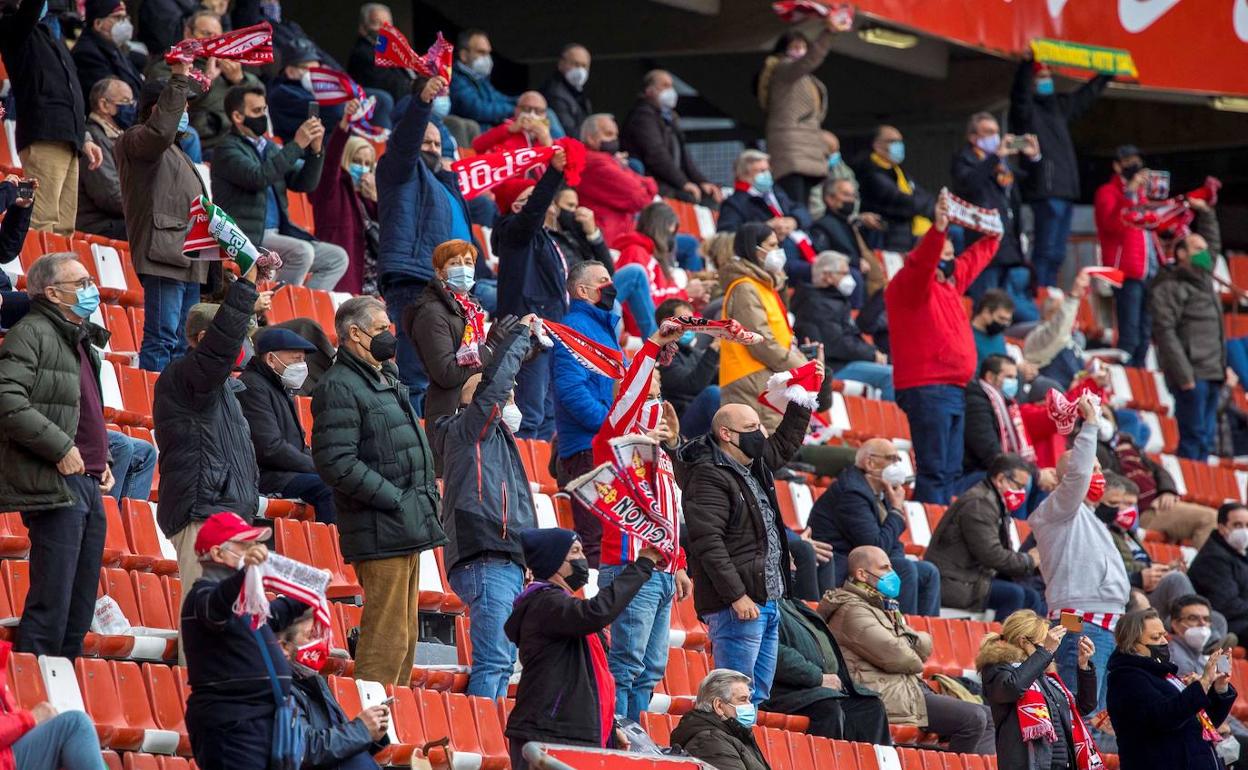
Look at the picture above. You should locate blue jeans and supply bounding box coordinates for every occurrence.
[1228,337,1248,385]
[895,557,941,617]
[1056,620,1114,719]
[381,280,429,414]
[706,600,781,704]
[1174,380,1220,459]
[514,348,555,440]
[986,578,1046,618]
[598,565,675,720]
[12,710,105,770]
[965,262,1006,304]
[107,429,156,502]
[1031,198,1074,289]
[280,472,338,524]
[681,385,721,439]
[1114,278,1151,368]
[897,385,965,505]
[139,274,200,372]
[613,263,658,338]
[447,557,523,700]
[832,361,895,401]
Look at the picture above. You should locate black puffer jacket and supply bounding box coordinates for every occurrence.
[310,349,445,563]
[791,284,878,372]
[237,356,314,494]
[153,279,260,537]
[0,0,86,152]
[670,709,771,770]
[291,671,386,770]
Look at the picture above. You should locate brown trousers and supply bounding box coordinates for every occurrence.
[18,141,79,236]
[353,552,421,685]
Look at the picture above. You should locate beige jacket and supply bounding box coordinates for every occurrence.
[818,582,933,724]
[1022,295,1080,366]
[761,30,835,180]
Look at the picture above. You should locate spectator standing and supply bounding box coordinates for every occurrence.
[439,317,534,699]
[77,77,132,240]
[577,113,658,248]
[718,150,816,285]
[1008,58,1109,289]
[505,529,659,769]
[925,454,1045,617]
[670,670,772,770]
[810,438,941,616]
[977,611,1099,770]
[0,640,106,770]
[541,44,593,140]
[0,0,103,235]
[238,328,336,523]
[1151,230,1225,459]
[72,0,143,105]
[115,71,210,372]
[311,297,446,686]
[655,298,721,439]
[1106,609,1236,770]
[886,200,1000,504]
[1094,145,1158,368]
[962,354,1029,483]
[153,273,264,608]
[620,69,721,205]
[450,29,516,129]
[822,546,995,754]
[1189,503,1248,644]
[212,83,349,290]
[857,125,934,252]
[309,102,380,295]
[676,399,812,704]
[808,178,882,308]
[0,253,111,658]
[347,3,412,103]
[471,91,554,155]
[718,223,809,431]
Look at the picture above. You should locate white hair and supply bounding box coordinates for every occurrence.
[26,253,78,296]
[734,149,769,180]
[694,669,751,712]
[813,250,850,278]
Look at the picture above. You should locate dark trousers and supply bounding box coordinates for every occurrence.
[987,577,1046,618]
[514,349,555,440]
[556,449,600,567]
[281,472,338,524]
[896,384,965,505]
[922,691,995,754]
[382,279,429,415]
[787,529,835,602]
[776,173,822,207]
[1114,278,1152,369]
[18,474,107,659]
[1030,198,1074,289]
[1174,379,1221,459]
[190,715,274,770]
[792,694,891,745]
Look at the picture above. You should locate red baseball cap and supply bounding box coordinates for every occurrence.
[194,512,271,556]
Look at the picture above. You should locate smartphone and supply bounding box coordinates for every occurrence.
[16,180,34,200]
[378,695,395,706]
[1059,611,1084,633]
[1217,655,1232,676]
[1006,135,1029,152]
[307,101,320,120]
[799,343,821,360]
[1145,170,1171,200]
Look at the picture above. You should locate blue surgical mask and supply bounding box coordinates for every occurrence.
[348,163,369,185]
[1000,377,1020,400]
[431,94,451,120]
[67,284,101,319]
[887,140,905,165]
[752,170,773,192]
[731,702,757,728]
[445,264,475,293]
[975,134,1001,155]
[113,102,137,129]
[1035,78,1054,96]
[177,110,190,133]
[827,151,841,169]
[871,570,902,599]
[679,330,696,347]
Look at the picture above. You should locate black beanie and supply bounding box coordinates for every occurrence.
[520,528,577,580]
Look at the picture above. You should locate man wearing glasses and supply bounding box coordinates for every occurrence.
[0,253,113,659]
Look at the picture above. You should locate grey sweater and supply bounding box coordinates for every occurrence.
[1030,421,1131,616]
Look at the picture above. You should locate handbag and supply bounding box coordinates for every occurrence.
[252,627,306,770]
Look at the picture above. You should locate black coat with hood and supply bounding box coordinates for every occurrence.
[1189,531,1248,635]
[790,284,878,372]
[237,354,314,495]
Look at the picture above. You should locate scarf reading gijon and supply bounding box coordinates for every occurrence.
[1017,672,1104,770]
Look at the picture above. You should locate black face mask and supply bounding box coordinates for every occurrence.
[595,283,617,311]
[1094,503,1118,525]
[362,328,397,362]
[1120,162,1143,180]
[734,429,766,461]
[1147,643,1171,665]
[556,209,579,232]
[421,151,443,173]
[834,202,855,218]
[937,259,956,280]
[241,114,269,136]
[597,139,619,155]
[565,558,590,591]
[984,321,1007,336]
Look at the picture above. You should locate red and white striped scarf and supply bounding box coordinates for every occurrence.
[236,552,332,639]
[733,180,817,262]
[535,319,625,380]
[451,291,487,367]
[1165,673,1225,744]
[1047,609,1119,632]
[1017,672,1104,770]
[980,379,1035,461]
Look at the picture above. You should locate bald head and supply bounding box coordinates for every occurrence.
[847,546,889,579]
[515,91,547,120]
[855,438,897,467]
[712,403,764,465]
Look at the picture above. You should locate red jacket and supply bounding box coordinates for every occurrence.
[471,120,533,155]
[885,228,1000,391]
[0,642,36,770]
[577,150,658,247]
[1095,175,1160,281]
[614,232,689,336]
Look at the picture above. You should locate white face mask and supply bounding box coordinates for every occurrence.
[1183,625,1212,651]
[299,70,314,94]
[502,403,523,433]
[762,248,786,273]
[1098,421,1115,442]
[1227,527,1248,552]
[470,54,494,78]
[836,274,856,297]
[657,87,678,110]
[565,66,589,90]
[110,18,133,46]
[278,360,309,390]
[881,461,907,486]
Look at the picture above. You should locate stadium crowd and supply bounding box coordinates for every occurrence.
[0,1,1246,769]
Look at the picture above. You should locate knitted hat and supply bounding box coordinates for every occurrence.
[85,0,125,22]
[494,177,536,215]
[520,528,577,580]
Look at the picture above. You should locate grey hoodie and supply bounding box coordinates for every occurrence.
[1030,421,1130,617]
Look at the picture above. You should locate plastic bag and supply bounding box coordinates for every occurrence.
[91,596,131,635]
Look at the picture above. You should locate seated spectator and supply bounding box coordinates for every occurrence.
[1095,145,1156,368]
[1168,595,1232,676]
[546,187,613,272]
[181,512,307,766]
[106,429,156,502]
[718,223,811,431]
[962,354,1032,485]
[211,83,349,290]
[577,112,658,248]
[615,201,691,334]
[238,327,336,523]
[925,453,1045,616]
[763,596,891,743]
[810,438,941,617]
[405,240,508,472]
[970,289,1016,367]
[809,178,880,308]
[1186,503,1248,644]
[72,0,143,112]
[0,640,105,770]
[541,44,593,141]
[717,149,816,285]
[809,131,859,217]
[655,298,721,439]
[77,77,132,240]
[278,607,389,769]
[309,101,380,294]
[1023,273,1089,389]
[857,125,934,252]
[792,250,893,400]
[505,529,658,770]
[821,545,994,754]
[267,38,346,144]
[347,3,413,102]
[473,91,554,155]
[670,669,772,770]
[450,29,516,129]
[620,69,721,205]
[138,0,199,54]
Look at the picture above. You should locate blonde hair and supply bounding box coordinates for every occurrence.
[975,609,1048,669]
[341,135,375,175]
[701,232,735,272]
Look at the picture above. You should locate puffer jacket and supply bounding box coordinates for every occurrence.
[236,356,314,495]
[310,348,445,563]
[760,29,835,181]
[435,326,535,571]
[818,581,932,725]
[0,299,108,511]
[670,708,771,770]
[153,279,260,537]
[552,300,619,458]
[291,671,386,770]
[449,62,516,129]
[1150,263,1226,391]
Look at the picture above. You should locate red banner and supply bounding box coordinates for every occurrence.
[846,0,1248,96]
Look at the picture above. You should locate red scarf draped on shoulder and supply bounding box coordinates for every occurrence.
[586,632,615,746]
[979,380,1035,461]
[451,290,487,367]
[1017,673,1104,769]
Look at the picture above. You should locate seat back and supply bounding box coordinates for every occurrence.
[8,651,47,709]
[142,662,186,732]
[386,684,425,745]
[2,559,29,612]
[328,674,364,719]
[132,571,175,630]
[74,657,123,728]
[114,660,160,730]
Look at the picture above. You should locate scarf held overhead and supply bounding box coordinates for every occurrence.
[305,66,387,140]
[235,552,332,639]
[374,26,454,94]
[165,22,273,89]
[941,187,1004,237]
[535,318,624,379]
[184,195,283,278]
[1016,672,1104,770]
[451,139,586,200]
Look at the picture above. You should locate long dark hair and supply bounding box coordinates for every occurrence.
[637,202,679,279]
[733,222,774,265]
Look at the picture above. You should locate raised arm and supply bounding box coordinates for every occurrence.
[177,278,257,397]
[122,75,191,161]
[1030,419,1097,526]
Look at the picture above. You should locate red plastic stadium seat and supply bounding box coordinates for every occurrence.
[143,662,191,755]
[76,657,144,750]
[0,512,30,558]
[120,499,178,575]
[306,522,362,600]
[2,560,30,616]
[6,651,46,710]
[123,755,159,770]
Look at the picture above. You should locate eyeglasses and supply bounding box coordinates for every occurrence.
[53,277,96,291]
[869,453,901,464]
